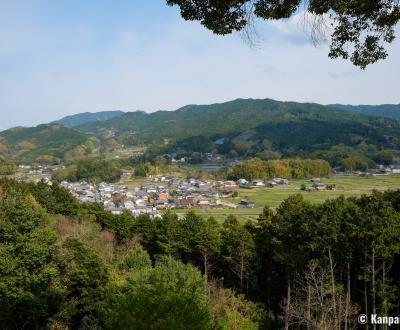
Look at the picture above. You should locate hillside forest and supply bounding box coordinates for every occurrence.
[1,99,400,173]
[1,178,400,329]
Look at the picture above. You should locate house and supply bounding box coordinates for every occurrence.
[272,178,289,185]
[252,180,265,187]
[314,183,327,191]
[224,180,237,187]
[238,199,255,208]
[197,199,211,208]
[124,200,135,209]
[265,180,277,188]
[158,192,169,201]
[220,190,234,198]
[108,206,124,215]
[154,200,169,210]
[135,198,147,207]
[126,190,135,198]
[385,164,400,174]
[175,197,195,209]
[237,178,248,185]
[219,200,238,209]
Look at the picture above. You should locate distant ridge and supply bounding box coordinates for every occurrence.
[0,124,96,162]
[330,104,400,120]
[52,110,125,127]
[2,98,400,164]
[74,98,400,156]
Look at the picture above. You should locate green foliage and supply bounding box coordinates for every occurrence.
[32,180,81,216]
[79,99,400,161]
[3,99,400,168]
[54,158,122,183]
[56,238,109,328]
[258,149,281,160]
[167,0,399,68]
[53,110,125,127]
[105,256,211,330]
[2,177,400,328]
[179,213,222,276]
[340,154,371,171]
[0,124,95,163]
[118,245,152,271]
[0,156,16,175]
[221,216,255,292]
[332,103,400,121]
[208,284,263,330]
[225,157,332,180]
[156,211,183,256]
[0,188,60,329]
[374,149,398,165]
[133,162,152,177]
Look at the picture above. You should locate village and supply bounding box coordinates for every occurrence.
[11,163,400,218]
[58,176,292,217]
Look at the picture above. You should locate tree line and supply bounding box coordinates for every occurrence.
[0,156,16,175]
[53,157,123,183]
[1,178,400,329]
[221,158,332,181]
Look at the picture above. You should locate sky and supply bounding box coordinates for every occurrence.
[0,0,399,130]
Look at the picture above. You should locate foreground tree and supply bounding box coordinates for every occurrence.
[167,0,400,68]
[221,216,255,293]
[208,282,263,329]
[179,212,222,278]
[282,262,358,329]
[0,190,61,329]
[55,238,109,329]
[356,192,400,328]
[105,256,211,329]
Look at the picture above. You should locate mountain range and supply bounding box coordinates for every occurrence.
[0,99,399,164]
[52,110,125,127]
[0,125,98,163]
[329,104,400,120]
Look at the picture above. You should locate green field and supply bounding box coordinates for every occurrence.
[176,175,400,223]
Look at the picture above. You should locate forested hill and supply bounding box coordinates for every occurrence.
[75,99,400,158]
[2,99,400,165]
[77,98,400,142]
[0,124,98,163]
[52,110,125,127]
[331,103,400,120]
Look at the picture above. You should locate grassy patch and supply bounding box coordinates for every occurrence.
[177,175,400,222]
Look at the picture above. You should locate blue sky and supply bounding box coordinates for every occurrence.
[0,0,399,130]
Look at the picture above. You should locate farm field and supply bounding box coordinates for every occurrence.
[176,174,400,223]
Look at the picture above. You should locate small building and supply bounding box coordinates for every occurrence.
[154,200,169,210]
[224,180,237,187]
[218,200,238,209]
[272,178,289,185]
[197,199,211,208]
[237,178,249,185]
[176,197,195,209]
[314,183,327,191]
[238,199,255,208]
[252,180,265,187]
[158,192,169,201]
[265,180,277,188]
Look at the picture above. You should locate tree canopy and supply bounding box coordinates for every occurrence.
[167,0,400,68]
[2,178,400,328]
